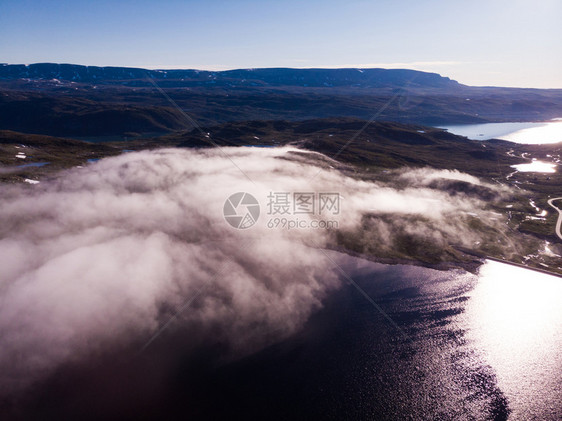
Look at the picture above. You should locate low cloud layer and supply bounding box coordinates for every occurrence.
[0,146,511,396]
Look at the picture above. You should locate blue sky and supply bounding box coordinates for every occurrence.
[1,0,560,88]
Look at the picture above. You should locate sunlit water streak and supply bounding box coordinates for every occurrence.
[440,120,562,144]
[464,260,562,420]
[511,160,557,173]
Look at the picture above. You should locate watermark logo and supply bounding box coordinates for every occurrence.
[223,192,260,229]
[224,191,340,230]
[267,192,340,215]
[266,192,340,230]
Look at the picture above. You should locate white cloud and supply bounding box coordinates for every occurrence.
[0,147,510,396]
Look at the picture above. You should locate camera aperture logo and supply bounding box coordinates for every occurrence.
[223,192,260,229]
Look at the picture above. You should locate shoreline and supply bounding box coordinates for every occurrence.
[327,244,562,279]
[453,246,562,279]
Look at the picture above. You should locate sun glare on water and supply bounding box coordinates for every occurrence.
[464,261,562,419]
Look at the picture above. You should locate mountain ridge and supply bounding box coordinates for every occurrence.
[2,63,562,137]
[0,63,462,90]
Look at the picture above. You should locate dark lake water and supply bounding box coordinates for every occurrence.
[155,255,562,420]
[5,254,560,420]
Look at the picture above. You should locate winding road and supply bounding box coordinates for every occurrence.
[547,197,562,241]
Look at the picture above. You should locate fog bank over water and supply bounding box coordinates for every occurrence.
[0,147,512,395]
